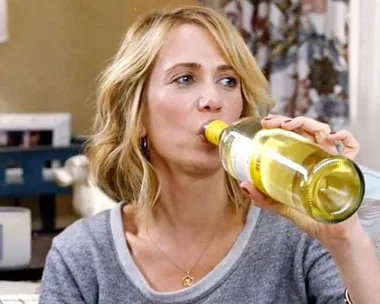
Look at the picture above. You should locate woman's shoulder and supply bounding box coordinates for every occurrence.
[51,207,113,256]
[40,206,127,303]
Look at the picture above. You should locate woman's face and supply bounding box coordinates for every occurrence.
[143,24,243,174]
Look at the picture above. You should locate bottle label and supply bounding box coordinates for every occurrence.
[230,133,254,182]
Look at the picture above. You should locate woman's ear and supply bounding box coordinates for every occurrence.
[139,113,147,137]
[139,97,148,138]
[139,126,147,138]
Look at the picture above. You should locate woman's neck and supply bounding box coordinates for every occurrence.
[143,168,238,244]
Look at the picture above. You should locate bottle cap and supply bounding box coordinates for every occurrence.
[203,120,229,145]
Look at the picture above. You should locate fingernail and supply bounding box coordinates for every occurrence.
[329,132,336,135]
[284,119,292,123]
[263,117,272,120]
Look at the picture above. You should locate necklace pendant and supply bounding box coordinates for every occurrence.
[182,273,195,287]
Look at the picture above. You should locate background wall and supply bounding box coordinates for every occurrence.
[0,0,197,229]
[0,0,197,136]
[349,0,380,171]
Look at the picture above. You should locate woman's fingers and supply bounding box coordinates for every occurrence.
[262,115,331,143]
[239,181,315,233]
[326,130,360,159]
[261,115,314,141]
[262,115,344,154]
[240,181,293,217]
[240,181,267,202]
[281,116,331,144]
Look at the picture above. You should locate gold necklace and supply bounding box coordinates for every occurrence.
[147,219,222,288]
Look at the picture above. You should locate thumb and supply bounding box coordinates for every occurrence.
[240,181,317,235]
[239,181,282,212]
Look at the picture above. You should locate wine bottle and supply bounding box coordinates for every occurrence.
[203,117,365,223]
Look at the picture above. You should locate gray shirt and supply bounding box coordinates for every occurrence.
[39,204,344,303]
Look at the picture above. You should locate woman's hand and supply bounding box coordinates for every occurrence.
[239,114,366,250]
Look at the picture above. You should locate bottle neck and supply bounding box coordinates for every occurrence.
[204,120,229,146]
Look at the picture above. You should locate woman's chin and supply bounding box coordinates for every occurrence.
[185,154,223,175]
[182,162,223,178]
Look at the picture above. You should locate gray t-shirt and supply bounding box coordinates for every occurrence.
[39,204,345,303]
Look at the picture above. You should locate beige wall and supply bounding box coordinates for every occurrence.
[0,0,197,228]
[0,0,197,136]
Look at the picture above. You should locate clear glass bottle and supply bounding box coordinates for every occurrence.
[203,117,365,223]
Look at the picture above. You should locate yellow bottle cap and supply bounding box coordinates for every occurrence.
[204,120,229,145]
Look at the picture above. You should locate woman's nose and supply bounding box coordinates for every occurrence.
[197,86,222,112]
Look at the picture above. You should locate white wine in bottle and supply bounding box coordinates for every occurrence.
[203,117,365,223]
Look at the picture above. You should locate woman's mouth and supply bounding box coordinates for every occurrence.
[199,133,207,142]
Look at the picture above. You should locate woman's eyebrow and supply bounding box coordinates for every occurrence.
[165,62,201,73]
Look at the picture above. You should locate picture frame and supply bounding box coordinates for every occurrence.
[0,113,72,148]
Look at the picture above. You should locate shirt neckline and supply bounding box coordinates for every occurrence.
[110,203,260,303]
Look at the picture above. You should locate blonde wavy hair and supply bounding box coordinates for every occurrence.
[86,5,274,219]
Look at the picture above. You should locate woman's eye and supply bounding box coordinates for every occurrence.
[219,77,238,88]
[174,75,194,85]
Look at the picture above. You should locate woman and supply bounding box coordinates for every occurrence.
[40,5,380,303]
